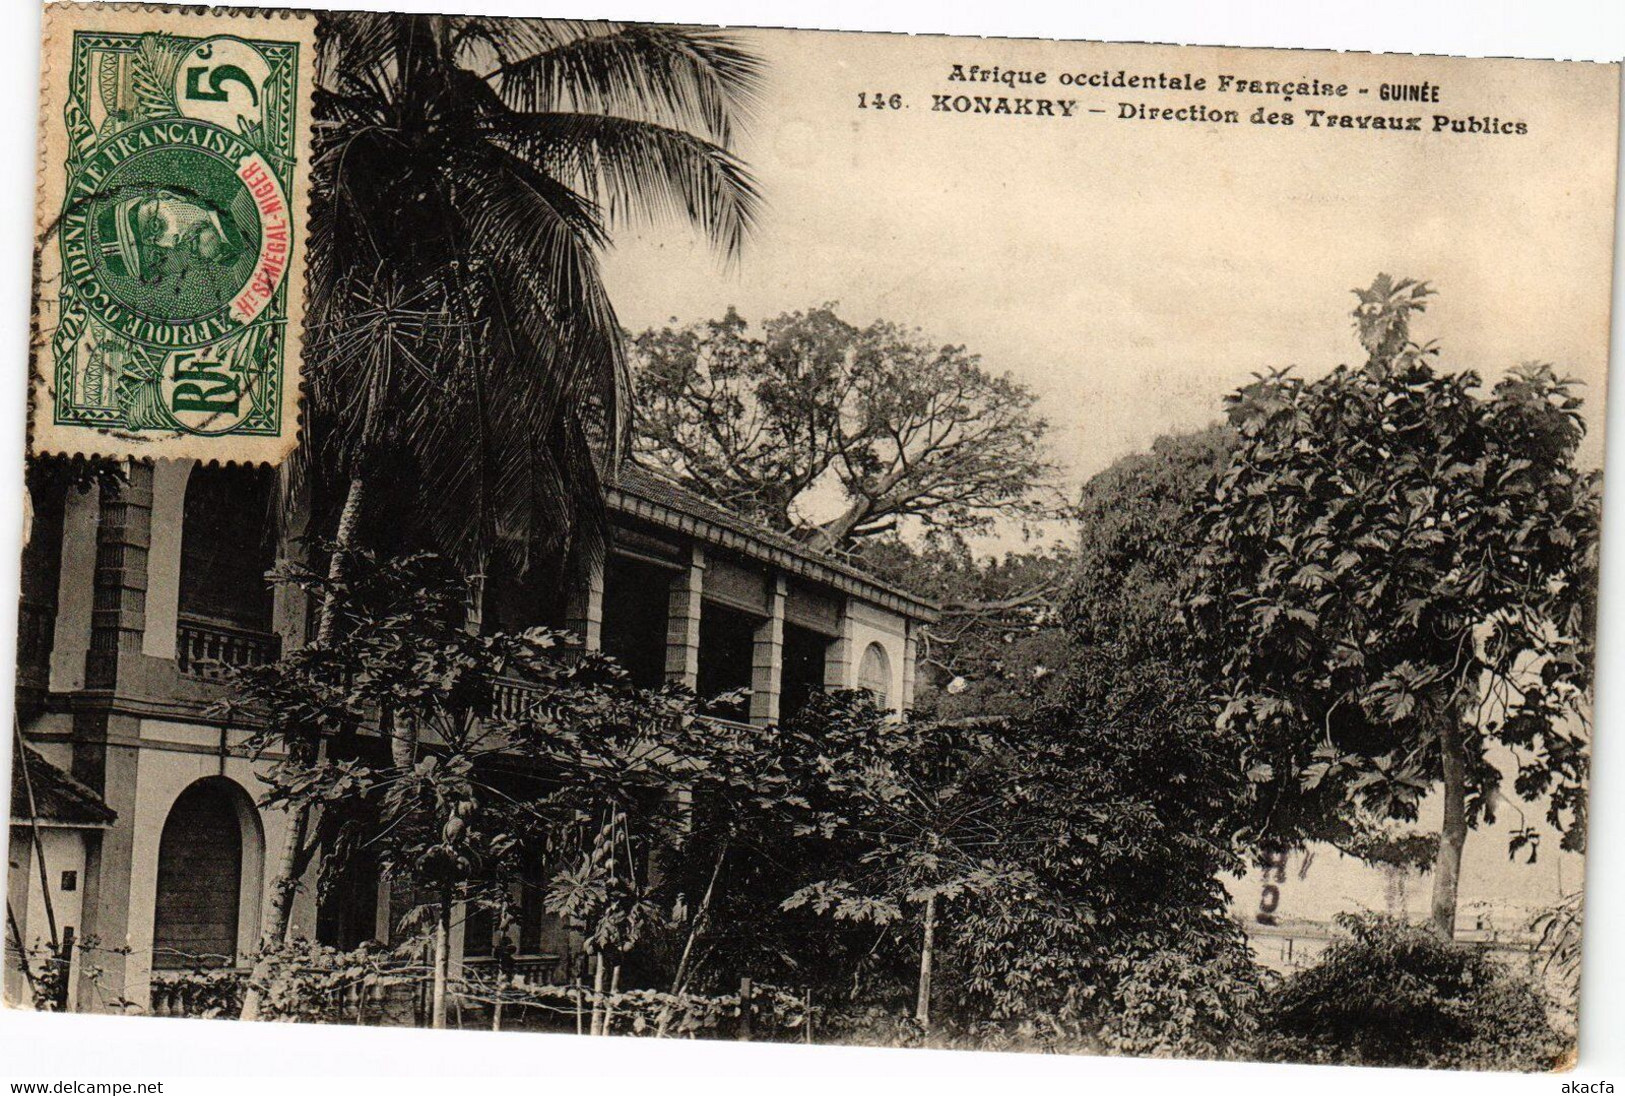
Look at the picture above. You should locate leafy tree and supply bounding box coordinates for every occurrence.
[1189,276,1598,938]
[631,305,1060,723]
[1062,425,1447,869]
[1066,426,1232,659]
[763,425,1265,1049]
[850,534,1075,719]
[1530,889,1583,1009]
[753,688,1258,1050]
[644,693,916,1013]
[258,12,762,953]
[889,425,1295,1055]
[639,698,807,1017]
[223,552,701,1026]
[780,696,1032,1028]
[1253,913,1565,1070]
[938,666,1262,1051]
[632,306,1057,551]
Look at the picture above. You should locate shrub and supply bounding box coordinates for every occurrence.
[1251,914,1566,1070]
[149,941,431,1023]
[1098,922,1265,1059]
[816,1006,1099,1055]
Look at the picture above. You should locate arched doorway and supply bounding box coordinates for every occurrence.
[152,779,251,969]
[858,642,893,707]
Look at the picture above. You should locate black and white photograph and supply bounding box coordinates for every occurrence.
[3,0,1623,1088]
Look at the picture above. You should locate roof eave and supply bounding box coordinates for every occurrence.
[606,486,941,622]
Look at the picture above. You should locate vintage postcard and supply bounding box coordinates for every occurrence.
[29,4,315,464]
[4,2,1618,1076]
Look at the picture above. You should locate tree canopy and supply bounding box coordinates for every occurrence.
[631,306,1057,552]
[1187,276,1598,935]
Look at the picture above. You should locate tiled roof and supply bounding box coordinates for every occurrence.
[607,464,939,621]
[10,745,116,828]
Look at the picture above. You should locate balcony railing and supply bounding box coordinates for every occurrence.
[176,615,281,679]
[492,676,761,735]
[493,677,543,721]
[462,952,572,986]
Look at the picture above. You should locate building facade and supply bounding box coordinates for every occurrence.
[5,459,937,1013]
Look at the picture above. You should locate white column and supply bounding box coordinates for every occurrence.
[665,546,704,688]
[565,555,606,651]
[901,620,919,712]
[49,484,101,691]
[140,459,191,661]
[749,576,787,726]
[271,470,309,651]
[824,600,855,691]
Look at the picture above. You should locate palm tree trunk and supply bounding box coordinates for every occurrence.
[1430,717,1469,939]
[384,702,415,770]
[431,888,451,1029]
[314,475,367,643]
[241,475,368,1021]
[263,473,369,929]
[915,893,936,1029]
[590,951,606,1035]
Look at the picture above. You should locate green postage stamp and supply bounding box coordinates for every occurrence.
[32,4,315,464]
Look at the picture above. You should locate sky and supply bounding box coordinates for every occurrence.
[599,28,1619,542]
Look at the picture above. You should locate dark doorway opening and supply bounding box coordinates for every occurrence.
[698,601,758,721]
[601,556,674,689]
[781,624,831,723]
[153,779,244,970]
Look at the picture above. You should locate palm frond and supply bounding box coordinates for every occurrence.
[491,23,764,147]
[488,111,758,259]
[452,135,625,427]
[317,11,408,81]
[299,11,762,574]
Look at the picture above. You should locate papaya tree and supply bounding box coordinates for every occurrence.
[223,552,700,1025]
[780,695,1034,1029]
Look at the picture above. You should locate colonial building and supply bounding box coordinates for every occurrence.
[5,459,937,1013]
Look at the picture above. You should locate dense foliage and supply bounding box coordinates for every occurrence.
[941,693,1263,1056]
[223,551,706,1027]
[1187,278,1598,934]
[681,688,1263,1051]
[1252,914,1565,1070]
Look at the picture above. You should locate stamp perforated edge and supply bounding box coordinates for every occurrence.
[28,2,315,470]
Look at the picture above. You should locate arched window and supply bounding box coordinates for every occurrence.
[177,464,278,675]
[152,778,257,969]
[858,642,892,707]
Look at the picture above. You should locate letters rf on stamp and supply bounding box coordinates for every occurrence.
[32,6,315,464]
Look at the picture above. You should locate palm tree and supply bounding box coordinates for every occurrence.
[299,14,759,573]
[246,13,761,1008]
